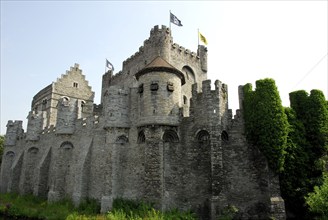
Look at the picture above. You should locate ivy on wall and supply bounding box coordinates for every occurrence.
[243,78,288,173]
[243,81,328,218]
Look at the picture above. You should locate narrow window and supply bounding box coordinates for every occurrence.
[138,84,144,93]
[42,99,47,110]
[81,100,86,112]
[183,96,187,105]
[138,130,146,143]
[73,82,79,88]
[221,131,229,142]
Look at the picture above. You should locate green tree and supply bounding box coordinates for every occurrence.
[281,90,328,218]
[305,173,328,217]
[280,107,311,218]
[243,78,289,172]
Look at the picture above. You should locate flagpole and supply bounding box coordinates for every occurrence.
[198,28,200,48]
[105,59,107,73]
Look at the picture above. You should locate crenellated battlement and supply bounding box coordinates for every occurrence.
[26,111,43,141]
[189,79,229,127]
[37,114,102,135]
[72,115,101,130]
[121,25,205,76]
[191,79,227,96]
[171,43,200,60]
[41,125,56,134]
[5,120,24,146]
[149,25,170,38]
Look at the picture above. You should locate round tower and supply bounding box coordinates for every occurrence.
[135,56,185,127]
[148,25,172,61]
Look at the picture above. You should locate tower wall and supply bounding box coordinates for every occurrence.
[26,111,43,141]
[103,86,130,128]
[102,25,207,96]
[5,120,24,146]
[190,80,229,128]
[137,71,182,126]
[55,97,78,134]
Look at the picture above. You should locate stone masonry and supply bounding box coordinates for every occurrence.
[0,25,285,219]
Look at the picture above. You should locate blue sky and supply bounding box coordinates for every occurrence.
[1,1,327,135]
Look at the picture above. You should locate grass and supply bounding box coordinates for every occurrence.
[0,193,196,220]
[0,193,100,220]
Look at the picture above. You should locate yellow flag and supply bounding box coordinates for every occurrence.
[199,32,208,45]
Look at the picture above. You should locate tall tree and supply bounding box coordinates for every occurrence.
[281,90,328,218]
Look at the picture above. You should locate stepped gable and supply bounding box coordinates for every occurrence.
[55,63,93,91]
[135,56,186,85]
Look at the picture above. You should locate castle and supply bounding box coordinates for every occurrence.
[0,25,285,219]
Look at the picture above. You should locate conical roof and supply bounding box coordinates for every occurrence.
[135,56,185,85]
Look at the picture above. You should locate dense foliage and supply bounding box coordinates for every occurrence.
[280,107,313,218]
[280,90,328,218]
[305,174,328,217]
[243,80,328,219]
[243,78,289,172]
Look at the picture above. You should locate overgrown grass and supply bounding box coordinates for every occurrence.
[0,193,196,220]
[0,193,100,220]
[103,198,196,220]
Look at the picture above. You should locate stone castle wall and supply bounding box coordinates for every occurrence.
[0,25,285,220]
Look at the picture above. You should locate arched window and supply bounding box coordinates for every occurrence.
[137,130,146,143]
[182,66,195,83]
[163,130,179,143]
[6,151,15,158]
[28,147,39,154]
[81,100,86,112]
[61,96,70,106]
[42,99,48,110]
[116,135,128,144]
[196,130,210,144]
[60,141,74,150]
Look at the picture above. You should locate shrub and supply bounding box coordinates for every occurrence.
[305,173,328,217]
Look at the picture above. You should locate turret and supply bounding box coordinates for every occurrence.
[197,45,208,72]
[55,97,78,134]
[148,25,172,61]
[135,56,185,127]
[122,25,172,74]
[26,111,43,141]
[101,70,113,105]
[5,120,23,146]
[103,86,130,128]
[190,80,229,127]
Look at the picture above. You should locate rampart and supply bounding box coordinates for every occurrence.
[0,25,285,220]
